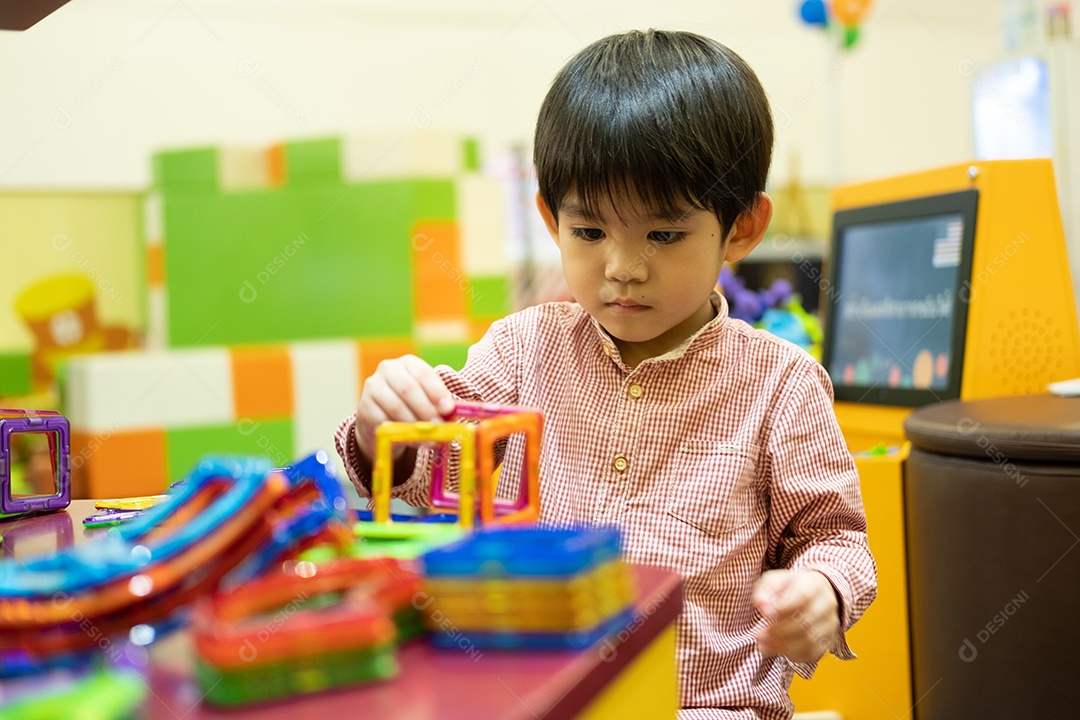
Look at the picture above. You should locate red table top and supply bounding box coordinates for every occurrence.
[2,501,684,720]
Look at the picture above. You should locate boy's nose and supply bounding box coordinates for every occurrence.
[604,245,648,283]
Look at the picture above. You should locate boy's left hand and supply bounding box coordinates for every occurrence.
[752,569,840,663]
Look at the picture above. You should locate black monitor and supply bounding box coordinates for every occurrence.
[821,189,979,407]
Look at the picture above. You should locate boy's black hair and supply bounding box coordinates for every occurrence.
[534,29,773,238]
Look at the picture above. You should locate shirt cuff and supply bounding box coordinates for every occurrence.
[338,414,374,497]
[335,414,436,508]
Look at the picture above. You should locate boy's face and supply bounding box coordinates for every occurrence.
[538,190,764,362]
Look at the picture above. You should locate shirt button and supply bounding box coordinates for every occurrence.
[613,455,629,472]
[628,383,643,399]
[603,344,614,356]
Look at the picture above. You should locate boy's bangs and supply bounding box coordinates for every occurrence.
[547,121,712,224]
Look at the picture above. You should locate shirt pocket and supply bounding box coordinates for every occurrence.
[665,441,759,536]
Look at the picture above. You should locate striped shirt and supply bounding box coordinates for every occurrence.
[335,291,877,719]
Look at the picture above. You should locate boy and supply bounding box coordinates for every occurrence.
[336,29,876,719]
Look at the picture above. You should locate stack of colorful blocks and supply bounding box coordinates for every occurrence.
[192,555,423,706]
[419,527,638,650]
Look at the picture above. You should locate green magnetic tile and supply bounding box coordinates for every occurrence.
[0,670,144,718]
[162,185,415,347]
[284,137,342,187]
[462,137,480,172]
[351,521,465,560]
[166,419,293,483]
[153,148,217,193]
[393,608,426,641]
[467,275,510,318]
[418,342,470,370]
[197,644,398,706]
[0,351,32,396]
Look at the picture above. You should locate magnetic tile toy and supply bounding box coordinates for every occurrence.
[419,526,637,650]
[0,409,70,519]
[371,402,542,529]
[193,556,421,705]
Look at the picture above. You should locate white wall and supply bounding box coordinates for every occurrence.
[0,0,1003,190]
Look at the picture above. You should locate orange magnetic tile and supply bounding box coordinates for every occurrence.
[358,339,415,392]
[147,245,165,287]
[412,222,468,322]
[267,143,286,187]
[71,429,168,499]
[230,346,293,419]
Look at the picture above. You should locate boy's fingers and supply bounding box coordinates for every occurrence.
[400,355,456,416]
[375,358,441,422]
[752,570,794,617]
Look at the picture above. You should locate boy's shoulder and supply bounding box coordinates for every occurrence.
[496,301,592,334]
[723,316,818,363]
[718,315,831,390]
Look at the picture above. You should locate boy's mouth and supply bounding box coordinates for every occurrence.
[606,298,649,312]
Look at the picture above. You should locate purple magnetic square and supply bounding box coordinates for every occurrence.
[428,403,539,517]
[1,415,72,516]
[429,437,531,515]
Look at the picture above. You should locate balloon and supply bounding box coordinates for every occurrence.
[842,25,860,49]
[799,0,828,26]
[832,0,873,27]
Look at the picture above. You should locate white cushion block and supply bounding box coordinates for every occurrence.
[289,340,359,483]
[342,131,462,181]
[415,319,470,345]
[144,192,162,247]
[458,175,508,275]
[217,145,270,191]
[145,288,167,350]
[66,348,234,433]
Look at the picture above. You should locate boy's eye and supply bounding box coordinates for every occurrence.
[571,227,605,241]
[649,231,684,244]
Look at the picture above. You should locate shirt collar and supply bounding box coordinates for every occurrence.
[590,290,729,367]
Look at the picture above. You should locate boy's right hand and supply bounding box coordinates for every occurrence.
[353,354,456,462]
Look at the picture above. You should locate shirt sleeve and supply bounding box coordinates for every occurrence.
[762,360,879,679]
[334,313,524,504]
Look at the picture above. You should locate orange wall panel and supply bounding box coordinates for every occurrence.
[230,346,293,419]
[71,429,168,499]
[412,222,467,322]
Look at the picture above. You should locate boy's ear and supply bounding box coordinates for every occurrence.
[723,193,773,263]
[535,192,560,244]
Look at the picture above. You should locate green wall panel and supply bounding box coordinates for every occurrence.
[467,275,510,318]
[419,342,471,371]
[166,418,294,482]
[0,351,32,396]
[162,179,459,347]
[284,138,343,187]
[409,180,456,220]
[462,137,480,172]
[153,148,217,194]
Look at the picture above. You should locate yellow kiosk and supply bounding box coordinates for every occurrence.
[790,159,1080,719]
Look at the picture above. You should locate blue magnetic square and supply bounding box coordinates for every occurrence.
[421,526,622,578]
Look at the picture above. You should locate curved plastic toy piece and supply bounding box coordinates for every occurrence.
[0,452,351,658]
[0,456,275,598]
[192,556,418,706]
